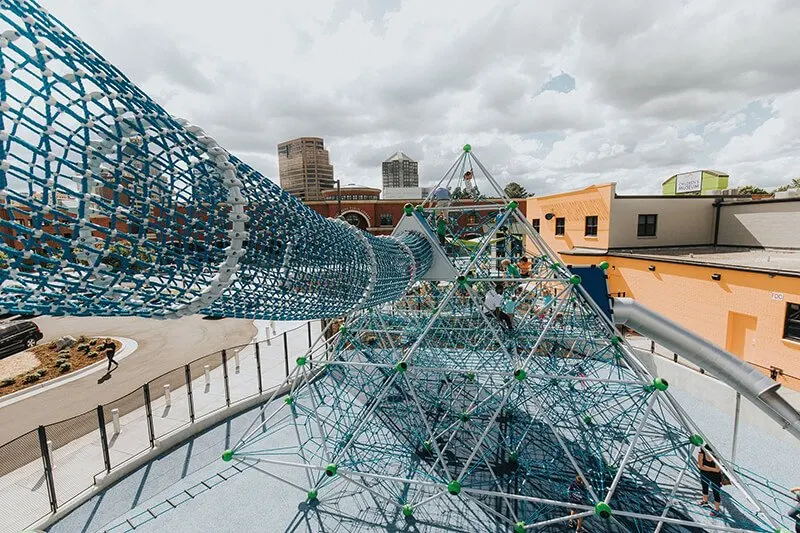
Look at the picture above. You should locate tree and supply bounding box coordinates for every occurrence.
[451,186,469,200]
[504,182,529,198]
[737,185,768,195]
[774,178,800,193]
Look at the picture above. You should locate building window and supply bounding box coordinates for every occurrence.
[785,302,800,342]
[555,217,565,236]
[379,213,393,226]
[532,218,540,233]
[585,215,598,236]
[637,214,657,237]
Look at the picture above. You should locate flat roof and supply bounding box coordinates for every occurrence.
[610,246,800,276]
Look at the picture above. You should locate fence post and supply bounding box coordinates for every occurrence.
[185,364,195,423]
[97,406,112,473]
[37,425,58,513]
[307,321,312,347]
[283,332,289,377]
[143,384,155,448]
[650,340,655,353]
[222,349,231,407]
[255,342,263,395]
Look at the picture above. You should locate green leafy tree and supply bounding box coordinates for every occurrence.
[774,178,800,193]
[0,250,8,269]
[504,182,529,198]
[101,240,155,273]
[451,186,469,200]
[737,185,768,195]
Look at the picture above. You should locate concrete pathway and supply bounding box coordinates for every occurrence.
[0,320,320,533]
[0,315,257,441]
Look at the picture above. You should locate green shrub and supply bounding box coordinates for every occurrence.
[24,373,40,383]
[87,351,99,359]
[58,362,72,373]
[36,368,47,377]
[1,378,15,387]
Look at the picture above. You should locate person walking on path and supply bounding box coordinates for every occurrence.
[789,486,800,533]
[698,446,723,517]
[103,339,119,372]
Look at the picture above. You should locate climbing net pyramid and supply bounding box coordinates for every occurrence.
[229,150,793,532]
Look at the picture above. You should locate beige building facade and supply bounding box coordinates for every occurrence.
[277,137,335,201]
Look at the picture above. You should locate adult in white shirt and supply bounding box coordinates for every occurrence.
[484,283,513,330]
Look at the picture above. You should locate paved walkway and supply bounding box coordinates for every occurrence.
[0,315,257,441]
[0,320,320,533]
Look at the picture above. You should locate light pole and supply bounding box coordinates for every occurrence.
[334,179,342,217]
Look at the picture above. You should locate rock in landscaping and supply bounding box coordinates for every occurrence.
[54,336,77,351]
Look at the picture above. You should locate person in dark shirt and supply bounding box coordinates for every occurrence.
[789,486,800,533]
[698,446,722,517]
[568,475,587,531]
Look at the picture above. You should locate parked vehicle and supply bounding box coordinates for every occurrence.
[0,320,43,359]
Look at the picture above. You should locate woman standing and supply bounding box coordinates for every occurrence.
[698,446,723,517]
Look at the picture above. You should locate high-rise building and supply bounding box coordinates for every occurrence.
[382,152,418,189]
[277,137,335,201]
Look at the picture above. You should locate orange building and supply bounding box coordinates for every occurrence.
[527,184,800,389]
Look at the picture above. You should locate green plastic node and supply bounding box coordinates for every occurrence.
[414,205,424,213]
[611,336,621,346]
[774,528,792,533]
[508,450,519,462]
[307,489,318,501]
[595,502,612,519]
[550,262,560,270]
[325,463,338,477]
[459,412,470,423]
[423,440,433,452]
[402,503,414,517]
[463,143,471,152]
[395,361,408,372]
[447,480,462,495]
[339,326,348,335]
[513,368,527,381]
[653,377,669,391]
[507,200,519,210]
[284,395,294,405]
[466,371,475,382]
[456,275,467,286]
[689,434,705,446]
[514,521,526,533]
[221,449,233,462]
[296,356,307,366]
[403,203,414,215]
[583,415,593,425]
[599,260,610,270]
[569,274,582,285]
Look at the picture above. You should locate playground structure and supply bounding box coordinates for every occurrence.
[0,1,799,531]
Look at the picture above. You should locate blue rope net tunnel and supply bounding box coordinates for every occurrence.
[0,0,432,319]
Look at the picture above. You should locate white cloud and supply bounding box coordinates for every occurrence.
[38,0,800,195]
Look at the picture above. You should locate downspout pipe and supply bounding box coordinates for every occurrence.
[613,297,800,442]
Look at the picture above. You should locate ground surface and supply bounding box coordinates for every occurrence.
[0,315,256,441]
[0,337,121,396]
[45,360,800,533]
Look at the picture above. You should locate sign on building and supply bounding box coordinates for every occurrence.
[675,171,703,194]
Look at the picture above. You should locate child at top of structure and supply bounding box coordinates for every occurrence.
[517,256,531,277]
[463,170,475,195]
[501,259,520,278]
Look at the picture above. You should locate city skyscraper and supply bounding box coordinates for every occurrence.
[277,137,335,201]
[382,152,419,189]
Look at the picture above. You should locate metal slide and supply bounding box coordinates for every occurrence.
[613,297,800,442]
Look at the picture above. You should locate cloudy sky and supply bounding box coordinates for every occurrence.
[54,0,800,195]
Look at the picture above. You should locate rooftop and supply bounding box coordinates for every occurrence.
[611,246,800,275]
[384,151,416,163]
